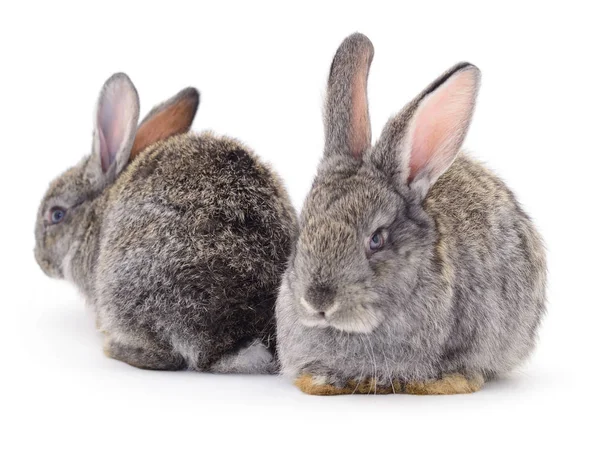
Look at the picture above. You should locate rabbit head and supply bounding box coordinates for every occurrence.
[34,73,199,279]
[289,33,480,334]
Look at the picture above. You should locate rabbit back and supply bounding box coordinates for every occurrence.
[97,132,297,371]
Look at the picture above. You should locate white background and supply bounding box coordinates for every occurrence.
[1,1,598,450]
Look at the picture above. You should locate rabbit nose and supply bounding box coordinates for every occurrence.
[303,284,337,313]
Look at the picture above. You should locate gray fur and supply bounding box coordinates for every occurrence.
[34,74,298,373]
[276,33,546,388]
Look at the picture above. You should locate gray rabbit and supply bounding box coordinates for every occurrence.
[276,33,546,394]
[35,73,298,373]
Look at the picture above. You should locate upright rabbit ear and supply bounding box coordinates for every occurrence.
[324,33,374,160]
[371,63,480,198]
[91,73,140,183]
[129,87,200,161]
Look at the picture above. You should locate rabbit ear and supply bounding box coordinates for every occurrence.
[92,73,140,180]
[324,33,374,160]
[371,63,480,197]
[129,87,200,161]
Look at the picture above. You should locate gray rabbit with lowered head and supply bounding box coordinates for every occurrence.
[35,73,297,373]
[276,33,546,395]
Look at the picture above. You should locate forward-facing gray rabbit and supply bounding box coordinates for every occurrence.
[276,33,546,395]
[35,73,297,373]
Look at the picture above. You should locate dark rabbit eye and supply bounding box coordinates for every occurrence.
[369,231,385,252]
[49,207,66,224]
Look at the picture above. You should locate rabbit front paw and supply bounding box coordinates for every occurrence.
[404,373,484,395]
[294,368,401,395]
[294,370,484,395]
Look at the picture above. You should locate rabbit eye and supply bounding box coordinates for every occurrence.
[49,207,66,224]
[369,231,385,252]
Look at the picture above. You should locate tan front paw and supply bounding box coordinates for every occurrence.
[295,375,402,395]
[404,373,484,395]
[295,374,354,395]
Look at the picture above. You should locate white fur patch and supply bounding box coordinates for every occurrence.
[300,317,329,328]
[170,337,198,370]
[61,240,80,283]
[210,341,273,374]
[312,375,329,386]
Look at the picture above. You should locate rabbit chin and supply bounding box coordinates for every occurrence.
[300,304,384,334]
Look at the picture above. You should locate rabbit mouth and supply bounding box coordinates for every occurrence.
[34,247,62,279]
[299,299,383,334]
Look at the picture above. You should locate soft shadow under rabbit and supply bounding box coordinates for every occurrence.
[35,73,297,373]
[276,33,547,395]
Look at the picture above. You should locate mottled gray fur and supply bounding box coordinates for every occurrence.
[35,73,298,372]
[276,33,546,389]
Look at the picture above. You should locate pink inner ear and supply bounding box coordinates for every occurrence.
[350,62,370,159]
[97,127,110,172]
[409,69,478,182]
[97,78,138,173]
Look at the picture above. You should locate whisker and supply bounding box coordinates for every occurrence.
[363,331,378,395]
